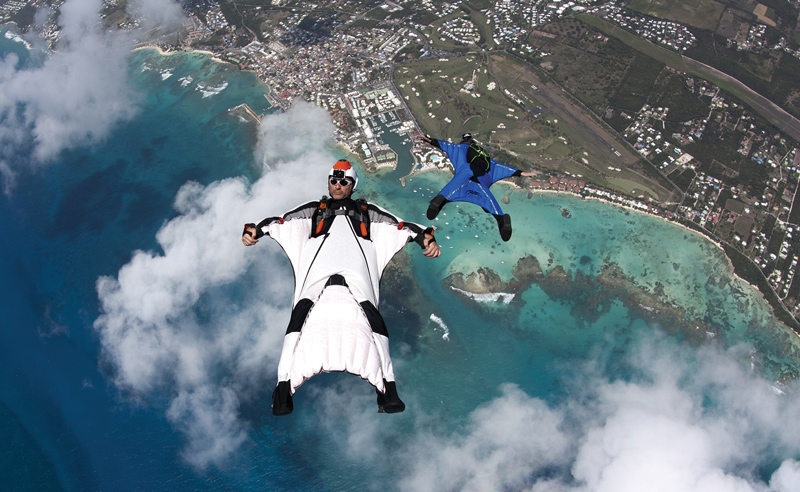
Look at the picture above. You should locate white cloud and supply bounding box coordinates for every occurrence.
[94,103,337,468]
[253,100,336,170]
[385,337,800,492]
[398,383,572,492]
[0,0,185,188]
[770,460,800,492]
[126,0,185,33]
[167,385,249,470]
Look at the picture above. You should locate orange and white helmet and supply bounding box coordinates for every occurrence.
[329,159,358,190]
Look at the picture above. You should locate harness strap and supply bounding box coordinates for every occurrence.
[468,143,491,172]
[312,197,371,238]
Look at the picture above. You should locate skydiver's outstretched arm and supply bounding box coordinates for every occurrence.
[422,231,440,258]
[242,225,259,246]
[242,215,285,246]
[407,223,441,258]
[418,134,442,150]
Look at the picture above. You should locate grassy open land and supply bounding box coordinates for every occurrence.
[608,53,665,112]
[489,50,679,203]
[627,0,725,31]
[650,67,710,121]
[578,14,686,66]
[394,47,680,202]
[394,54,539,151]
[422,13,476,53]
[684,30,800,121]
[526,18,636,116]
[419,7,492,53]
[606,176,662,199]
[468,9,494,49]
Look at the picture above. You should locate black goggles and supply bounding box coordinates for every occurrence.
[329,178,353,187]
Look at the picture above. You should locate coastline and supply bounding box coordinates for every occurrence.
[439,240,800,379]
[133,43,283,108]
[134,42,797,338]
[534,187,727,251]
[441,181,796,342]
[398,161,442,186]
[133,44,222,63]
[538,188,762,291]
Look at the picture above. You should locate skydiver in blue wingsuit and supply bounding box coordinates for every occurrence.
[419,133,535,241]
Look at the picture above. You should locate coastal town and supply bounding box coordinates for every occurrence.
[4,0,800,327]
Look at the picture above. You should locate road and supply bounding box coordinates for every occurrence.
[488,51,683,202]
[678,56,800,142]
[582,14,800,142]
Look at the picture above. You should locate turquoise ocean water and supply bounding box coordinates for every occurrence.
[2,28,800,491]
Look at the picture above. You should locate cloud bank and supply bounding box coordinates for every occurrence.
[0,0,184,192]
[273,334,800,492]
[384,337,800,492]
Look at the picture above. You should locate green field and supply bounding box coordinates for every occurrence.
[394,49,681,202]
[525,18,635,116]
[395,55,530,142]
[578,14,686,67]
[542,140,570,158]
[607,176,661,200]
[395,56,573,175]
[627,0,725,31]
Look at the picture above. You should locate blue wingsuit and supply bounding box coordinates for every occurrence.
[426,137,522,241]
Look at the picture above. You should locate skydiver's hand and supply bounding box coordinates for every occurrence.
[520,171,536,177]
[422,233,440,258]
[242,226,258,246]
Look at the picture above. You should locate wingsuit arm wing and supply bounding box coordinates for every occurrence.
[244,202,318,266]
[488,157,522,184]
[366,203,435,270]
[244,217,278,239]
[434,139,471,173]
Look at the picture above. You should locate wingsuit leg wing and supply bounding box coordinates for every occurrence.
[272,286,405,415]
[427,194,449,220]
[360,300,405,413]
[443,179,505,216]
[272,298,314,415]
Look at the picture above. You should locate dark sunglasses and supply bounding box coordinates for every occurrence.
[329,178,353,186]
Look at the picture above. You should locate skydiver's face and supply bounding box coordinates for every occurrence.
[328,177,354,200]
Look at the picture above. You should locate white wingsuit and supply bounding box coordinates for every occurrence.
[248,189,432,415]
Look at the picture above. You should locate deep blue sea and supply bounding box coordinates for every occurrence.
[3,25,800,491]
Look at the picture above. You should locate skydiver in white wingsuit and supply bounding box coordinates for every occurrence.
[242,160,440,415]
